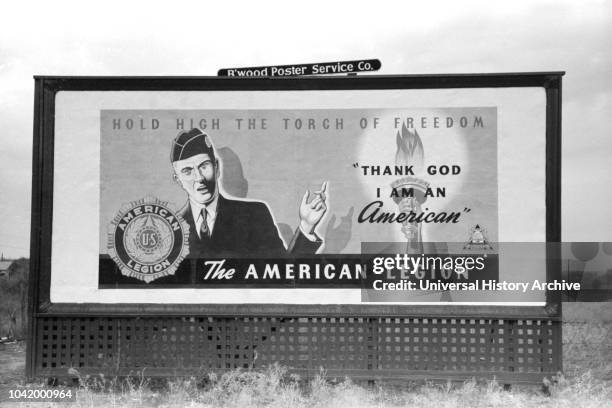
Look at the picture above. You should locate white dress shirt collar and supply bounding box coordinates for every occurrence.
[190,194,219,236]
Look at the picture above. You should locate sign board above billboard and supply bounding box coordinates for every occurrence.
[218,59,381,77]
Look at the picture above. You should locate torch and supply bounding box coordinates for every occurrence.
[392,124,429,254]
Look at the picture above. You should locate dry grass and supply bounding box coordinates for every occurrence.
[3,365,610,408]
[1,303,611,407]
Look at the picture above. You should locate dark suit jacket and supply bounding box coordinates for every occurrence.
[179,194,321,258]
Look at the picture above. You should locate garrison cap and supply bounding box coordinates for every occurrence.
[171,128,215,162]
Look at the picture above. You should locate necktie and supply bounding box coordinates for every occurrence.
[200,208,210,239]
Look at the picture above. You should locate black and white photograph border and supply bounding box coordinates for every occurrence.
[0,1,611,407]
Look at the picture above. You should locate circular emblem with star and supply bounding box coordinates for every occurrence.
[107,196,189,283]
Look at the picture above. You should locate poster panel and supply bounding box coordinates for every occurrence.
[50,88,546,304]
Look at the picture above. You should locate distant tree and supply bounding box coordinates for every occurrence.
[0,258,29,339]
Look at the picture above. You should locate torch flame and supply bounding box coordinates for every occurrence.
[395,123,424,173]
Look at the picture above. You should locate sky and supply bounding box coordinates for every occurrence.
[0,0,610,258]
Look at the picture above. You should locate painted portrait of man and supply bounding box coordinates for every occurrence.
[171,128,328,258]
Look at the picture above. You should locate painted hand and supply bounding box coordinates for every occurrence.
[299,181,328,235]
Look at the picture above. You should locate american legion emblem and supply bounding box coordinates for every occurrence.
[107,196,190,283]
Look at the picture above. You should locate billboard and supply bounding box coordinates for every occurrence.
[48,85,548,305]
[26,74,564,383]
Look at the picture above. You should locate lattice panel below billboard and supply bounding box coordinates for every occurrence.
[34,316,561,382]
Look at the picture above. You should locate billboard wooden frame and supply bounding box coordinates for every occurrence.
[27,73,564,382]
